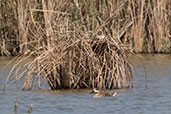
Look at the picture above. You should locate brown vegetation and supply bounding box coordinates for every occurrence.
[0,0,170,56]
[2,0,171,90]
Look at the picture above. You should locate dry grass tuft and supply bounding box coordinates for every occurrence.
[4,0,134,90]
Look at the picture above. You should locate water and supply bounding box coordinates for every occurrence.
[0,55,171,114]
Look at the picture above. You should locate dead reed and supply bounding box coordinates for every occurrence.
[127,0,171,53]
[3,0,170,90]
[1,0,170,55]
[3,0,135,90]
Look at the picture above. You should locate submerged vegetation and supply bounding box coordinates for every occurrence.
[1,0,170,90]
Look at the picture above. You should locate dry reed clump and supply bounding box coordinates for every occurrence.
[4,0,135,90]
[4,32,133,90]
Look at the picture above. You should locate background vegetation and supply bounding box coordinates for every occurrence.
[0,0,170,56]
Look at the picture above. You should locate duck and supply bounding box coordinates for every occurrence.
[90,88,117,98]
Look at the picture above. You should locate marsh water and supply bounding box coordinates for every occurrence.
[0,55,171,114]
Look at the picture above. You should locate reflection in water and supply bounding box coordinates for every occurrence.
[0,55,171,114]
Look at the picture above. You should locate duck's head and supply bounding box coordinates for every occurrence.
[90,88,100,94]
[112,92,117,96]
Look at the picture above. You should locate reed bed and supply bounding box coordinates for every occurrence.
[3,0,134,90]
[1,0,170,55]
[3,0,170,90]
